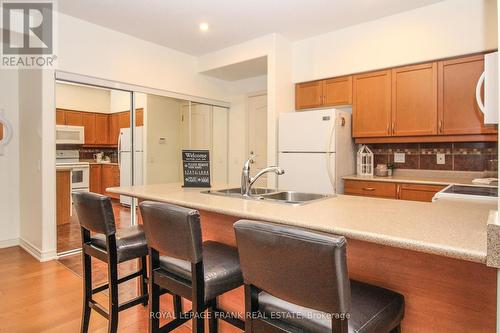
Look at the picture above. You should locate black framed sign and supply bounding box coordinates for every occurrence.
[182,150,211,188]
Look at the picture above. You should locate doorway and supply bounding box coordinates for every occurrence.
[247,92,268,187]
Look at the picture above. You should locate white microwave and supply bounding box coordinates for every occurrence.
[56,125,85,144]
[476,51,498,124]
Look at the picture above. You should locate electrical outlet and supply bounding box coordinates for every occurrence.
[159,137,166,144]
[394,153,405,163]
[436,153,445,165]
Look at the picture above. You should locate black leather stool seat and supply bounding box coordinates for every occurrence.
[159,241,243,301]
[91,225,148,263]
[258,280,404,333]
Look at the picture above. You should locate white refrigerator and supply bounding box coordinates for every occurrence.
[118,126,144,205]
[278,108,355,194]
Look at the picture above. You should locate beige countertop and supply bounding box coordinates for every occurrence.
[107,183,496,265]
[343,170,496,186]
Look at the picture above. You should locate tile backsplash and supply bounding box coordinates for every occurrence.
[367,142,497,172]
[79,147,118,162]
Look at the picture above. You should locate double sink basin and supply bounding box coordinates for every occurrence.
[203,187,332,205]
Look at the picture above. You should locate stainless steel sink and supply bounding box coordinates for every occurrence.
[203,188,332,205]
[260,191,330,204]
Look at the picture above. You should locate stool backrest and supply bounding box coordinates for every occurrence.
[234,220,351,315]
[72,192,116,235]
[140,201,203,263]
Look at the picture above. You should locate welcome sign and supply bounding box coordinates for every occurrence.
[182,150,211,187]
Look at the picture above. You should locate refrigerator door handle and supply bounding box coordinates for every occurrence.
[475,71,486,115]
[117,132,121,168]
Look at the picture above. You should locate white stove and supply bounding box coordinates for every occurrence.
[56,150,89,191]
[433,184,498,203]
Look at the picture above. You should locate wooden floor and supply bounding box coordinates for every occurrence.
[57,201,136,253]
[0,246,192,333]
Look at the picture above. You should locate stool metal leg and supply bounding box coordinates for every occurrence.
[208,298,218,333]
[173,295,182,319]
[107,237,119,333]
[80,251,92,333]
[140,256,148,306]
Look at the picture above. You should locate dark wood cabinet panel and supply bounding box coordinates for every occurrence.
[391,62,438,136]
[295,81,323,110]
[352,70,392,138]
[82,113,96,145]
[89,164,102,194]
[56,109,66,125]
[344,179,445,202]
[109,113,120,145]
[95,114,109,145]
[64,111,83,126]
[323,76,352,106]
[398,183,445,202]
[102,164,120,199]
[438,55,497,135]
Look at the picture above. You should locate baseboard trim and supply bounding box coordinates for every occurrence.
[0,238,19,249]
[19,238,57,262]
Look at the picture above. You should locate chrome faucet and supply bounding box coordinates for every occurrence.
[241,154,285,196]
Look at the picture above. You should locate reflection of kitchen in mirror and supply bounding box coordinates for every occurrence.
[55,82,134,254]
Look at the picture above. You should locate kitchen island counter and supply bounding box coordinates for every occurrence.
[108,183,494,264]
[108,183,497,333]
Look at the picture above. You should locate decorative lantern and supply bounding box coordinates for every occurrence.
[357,145,373,176]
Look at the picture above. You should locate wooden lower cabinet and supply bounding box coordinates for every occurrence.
[90,164,120,199]
[344,179,445,202]
[101,164,120,199]
[56,170,71,225]
[89,164,102,193]
[398,183,446,202]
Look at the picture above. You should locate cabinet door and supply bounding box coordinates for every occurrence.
[135,108,144,126]
[352,70,392,137]
[95,114,109,145]
[323,76,352,106]
[344,180,397,198]
[398,183,445,202]
[109,113,120,145]
[56,170,71,225]
[295,81,323,110]
[89,164,102,194]
[82,113,96,144]
[392,63,438,136]
[65,111,83,126]
[56,109,66,125]
[102,164,120,199]
[438,55,497,135]
[119,111,130,128]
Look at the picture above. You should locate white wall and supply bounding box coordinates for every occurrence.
[293,0,498,82]
[145,95,182,184]
[109,90,147,113]
[55,83,111,113]
[0,70,20,248]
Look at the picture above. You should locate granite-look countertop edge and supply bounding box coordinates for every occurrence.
[487,211,500,268]
[107,184,490,264]
[342,174,494,187]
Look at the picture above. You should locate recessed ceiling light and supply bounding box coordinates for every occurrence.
[199,22,209,32]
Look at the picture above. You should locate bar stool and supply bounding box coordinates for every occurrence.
[139,201,245,333]
[73,192,180,333]
[234,220,405,333]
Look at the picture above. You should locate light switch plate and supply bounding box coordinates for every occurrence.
[437,153,445,165]
[394,153,405,163]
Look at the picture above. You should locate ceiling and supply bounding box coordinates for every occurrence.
[58,0,444,56]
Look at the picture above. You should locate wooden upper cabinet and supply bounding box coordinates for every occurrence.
[391,62,438,136]
[64,111,83,126]
[82,113,96,145]
[352,70,392,137]
[109,113,120,145]
[323,76,352,106]
[95,114,109,145]
[119,112,130,129]
[438,55,497,135]
[296,81,323,110]
[135,108,144,126]
[56,109,66,125]
[296,77,353,110]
